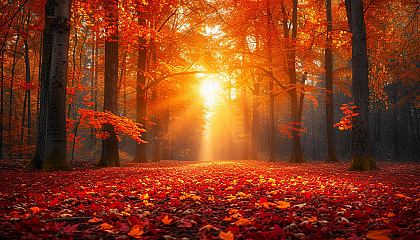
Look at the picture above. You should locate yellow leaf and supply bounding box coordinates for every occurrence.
[387,212,395,218]
[99,223,113,230]
[208,196,215,201]
[219,230,234,240]
[128,225,144,239]
[223,216,233,221]
[162,215,173,225]
[308,216,317,222]
[191,195,201,201]
[365,229,392,240]
[234,217,252,227]
[276,201,291,209]
[140,193,149,200]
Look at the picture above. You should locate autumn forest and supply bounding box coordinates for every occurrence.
[0,0,419,239]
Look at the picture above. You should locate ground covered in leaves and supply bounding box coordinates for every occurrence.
[0,160,419,240]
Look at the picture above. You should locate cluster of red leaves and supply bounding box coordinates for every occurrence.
[279,122,306,139]
[334,103,359,131]
[0,160,419,239]
[78,109,147,144]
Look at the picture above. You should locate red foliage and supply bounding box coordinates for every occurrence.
[334,103,359,131]
[0,160,418,239]
[279,122,306,139]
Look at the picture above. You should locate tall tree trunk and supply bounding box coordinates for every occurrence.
[162,108,170,159]
[42,0,73,171]
[98,0,120,167]
[250,80,260,160]
[242,86,250,159]
[345,0,377,170]
[287,0,306,163]
[133,17,148,163]
[267,3,276,162]
[25,0,54,170]
[325,0,339,163]
[151,117,161,162]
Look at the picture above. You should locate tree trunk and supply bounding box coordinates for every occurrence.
[268,79,276,162]
[250,80,260,160]
[151,117,161,162]
[25,0,60,170]
[287,0,306,163]
[42,0,73,171]
[242,86,250,159]
[98,0,120,167]
[345,0,377,170]
[133,17,148,163]
[325,0,339,163]
[162,108,170,159]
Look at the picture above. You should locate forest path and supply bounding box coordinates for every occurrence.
[0,159,419,239]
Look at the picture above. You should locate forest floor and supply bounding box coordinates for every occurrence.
[0,159,419,240]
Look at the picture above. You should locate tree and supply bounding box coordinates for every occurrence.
[283,0,306,163]
[325,0,339,163]
[345,0,378,170]
[42,0,73,171]
[98,0,120,167]
[24,0,55,170]
[133,14,148,163]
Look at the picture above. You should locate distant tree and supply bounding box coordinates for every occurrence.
[345,0,378,170]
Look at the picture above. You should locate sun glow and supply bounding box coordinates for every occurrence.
[200,78,221,111]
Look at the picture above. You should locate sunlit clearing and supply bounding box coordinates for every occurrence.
[199,78,221,161]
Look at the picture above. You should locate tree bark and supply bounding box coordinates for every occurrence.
[242,86,250,159]
[25,0,54,170]
[287,0,306,163]
[250,80,260,160]
[98,0,120,167]
[133,17,148,163]
[345,0,377,170]
[42,0,73,171]
[325,0,339,163]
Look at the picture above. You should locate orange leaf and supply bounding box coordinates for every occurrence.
[276,201,291,209]
[30,207,42,214]
[88,217,102,223]
[234,217,252,227]
[128,225,144,239]
[365,229,391,240]
[99,223,113,230]
[162,215,173,225]
[199,224,219,231]
[219,230,234,240]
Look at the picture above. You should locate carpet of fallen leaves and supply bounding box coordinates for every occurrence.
[0,160,419,240]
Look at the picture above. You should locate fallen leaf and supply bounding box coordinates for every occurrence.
[276,201,291,209]
[99,223,113,231]
[128,225,144,239]
[88,217,102,223]
[162,215,173,225]
[219,230,234,240]
[234,217,252,227]
[199,224,219,231]
[365,229,392,240]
